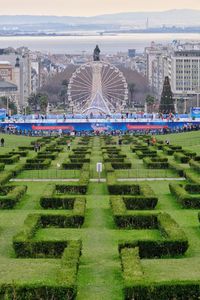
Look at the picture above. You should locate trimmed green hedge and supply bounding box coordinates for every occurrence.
[0,171,13,185]
[184,170,200,184]
[169,161,184,177]
[143,157,169,169]
[0,283,77,300]
[120,247,200,300]
[0,163,5,171]
[169,183,200,208]
[9,150,28,157]
[40,184,86,210]
[0,154,20,164]
[111,161,132,169]
[37,151,58,160]
[118,212,188,257]
[0,185,27,209]
[189,159,200,173]
[136,150,157,159]
[13,213,84,257]
[174,152,190,163]
[25,158,51,169]
[18,145,35,151]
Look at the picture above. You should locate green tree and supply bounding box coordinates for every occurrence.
[159,76,175,114]
[28,93,48,113]
[128,83,135,108]
[0,96,17,114]
[59,80,69,109]
[145,94,155,113]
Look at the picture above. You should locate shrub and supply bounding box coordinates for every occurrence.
[169,183,200,208]
[0,171,13,185]
[174,152,190,163]
[111,162,132,169]
[0,154,20,164]
[13,213,84,257]
[120,246,200,300]
[0,163,5,171]
[136,150,157,159]
[184,170,200,184]
[189,159,200,173]
[0,185,27,209]
[9,150,28,157]
[25,158,51,170]
[118,212,188,257]
[143,157,169,169]
[169,161,184,176]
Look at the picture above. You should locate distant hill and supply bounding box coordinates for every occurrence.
[0,9,200,27]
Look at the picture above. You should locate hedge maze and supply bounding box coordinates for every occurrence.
[0,132,199,299]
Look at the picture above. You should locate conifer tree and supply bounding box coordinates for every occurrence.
[159,76,175,114]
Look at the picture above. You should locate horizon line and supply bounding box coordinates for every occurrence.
[0,8,199,18]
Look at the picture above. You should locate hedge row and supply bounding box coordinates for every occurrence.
[0,163,4,171]
[0,154,20,164]
[0,283,76,300]
[37,151,58,160]
[189,159,200,173]
[120,247,200,300]
[174,152,190,163]
[40,184,86,210]
[136,150,157,159]
[169,161,184,177]
[184,170,200,184]
[13,213,84,258]
[0,185,27,209]
[110,185,158,211]
[111,161,132,169]
[0,171,13,185]
[118,212,188,257]
[143,157,169,169]
[63,148,91,168]
[169,183,200,208]
[107,173,157,196]
[131,145,148,153]
[25,158,51,170]
[9,150,29,157]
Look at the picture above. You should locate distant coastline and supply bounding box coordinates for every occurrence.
[0,27,200,37]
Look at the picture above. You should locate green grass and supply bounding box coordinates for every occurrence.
[0,132,199,299]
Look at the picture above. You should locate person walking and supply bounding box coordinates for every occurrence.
[67,140,71,150]
[1,137,4,147]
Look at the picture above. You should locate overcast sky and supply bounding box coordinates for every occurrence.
[0,0,200,16]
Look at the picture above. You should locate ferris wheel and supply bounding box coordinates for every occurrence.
[67,61,128,114]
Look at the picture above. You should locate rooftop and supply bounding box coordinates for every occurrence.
[0,80,17,91]
[0,61,11,65]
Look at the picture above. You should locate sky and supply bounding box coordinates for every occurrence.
[0,0,200,16]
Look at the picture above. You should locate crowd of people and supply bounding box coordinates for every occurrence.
[3,112,197,123]
[0,122,199,137]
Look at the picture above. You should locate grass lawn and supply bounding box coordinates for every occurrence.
[0,132,199,299]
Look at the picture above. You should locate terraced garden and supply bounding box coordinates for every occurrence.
[0,131,199,299]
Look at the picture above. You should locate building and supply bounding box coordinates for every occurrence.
[0,48,40,110]
[0,61,13,82]
[146,43,200,112]
[0,80,18,111]
[128,49,136,58]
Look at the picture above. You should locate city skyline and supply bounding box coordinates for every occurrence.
[0,0,200,16]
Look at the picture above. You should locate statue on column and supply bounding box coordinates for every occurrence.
[93,45,100,61]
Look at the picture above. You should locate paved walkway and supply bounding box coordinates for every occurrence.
[10,177,185,182]
[117,177,186,181]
